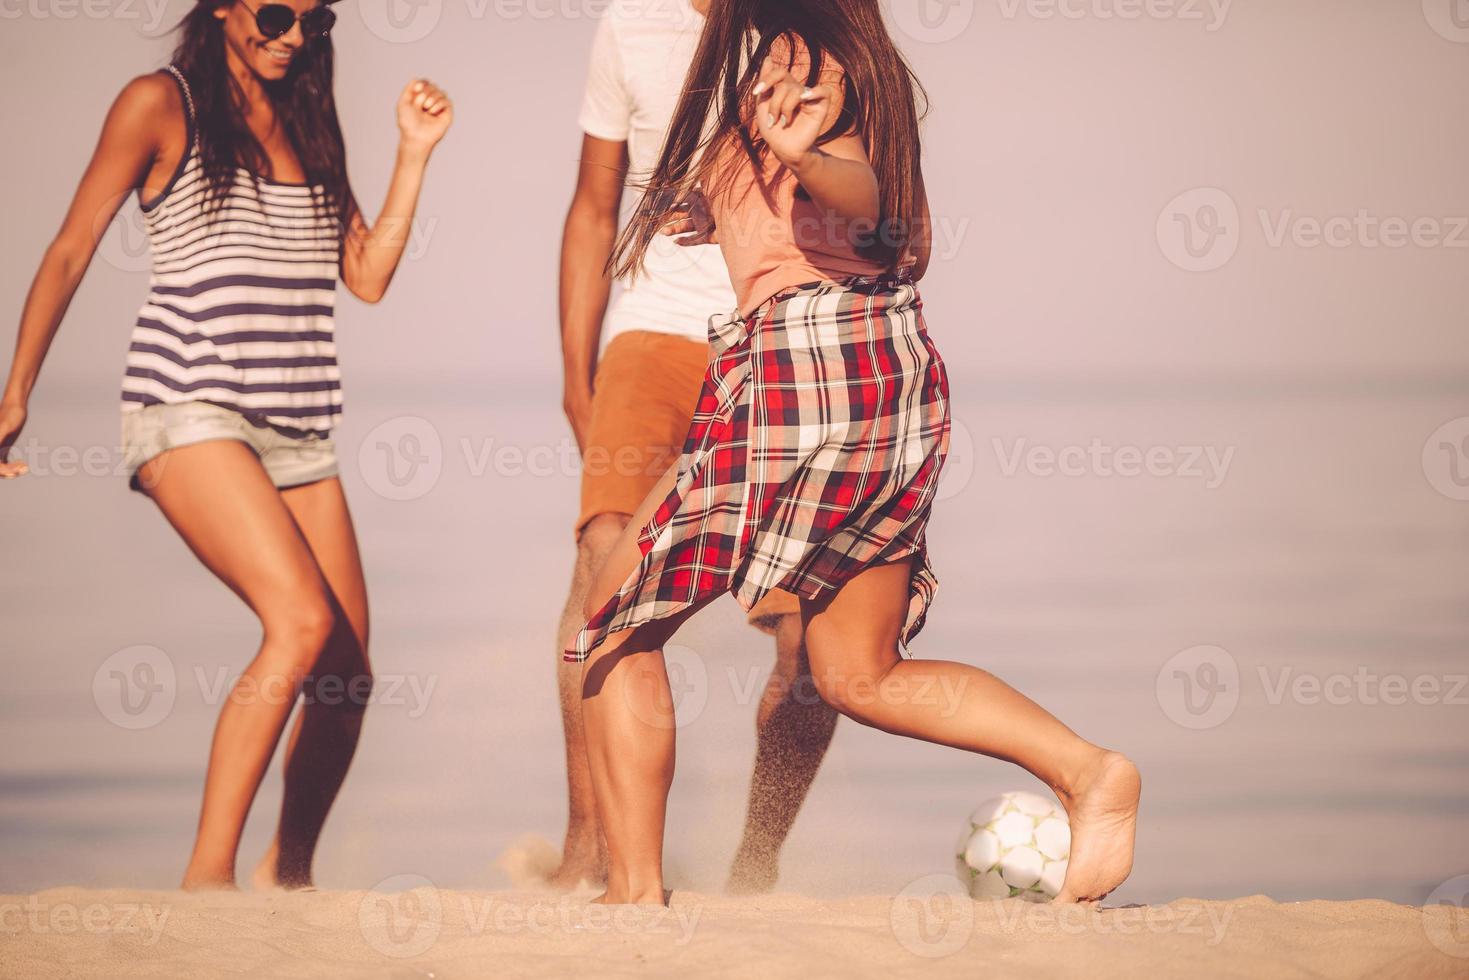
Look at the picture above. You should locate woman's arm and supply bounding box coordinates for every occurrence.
[752,55,879,226]
[339,79,453,305]
[1,75,169,478]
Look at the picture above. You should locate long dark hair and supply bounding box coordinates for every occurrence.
[610,0,927,279]
[171,0,357,238]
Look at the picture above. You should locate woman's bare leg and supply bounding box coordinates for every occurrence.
[801,557,1141,904]
[251,477,372,889]
[140,441,339,890]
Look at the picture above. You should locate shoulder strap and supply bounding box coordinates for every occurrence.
[162,64,199,150]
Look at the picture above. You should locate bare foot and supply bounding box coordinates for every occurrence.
[180,871,238,892]
[1054,750,1141,904]
[591,887,669,906]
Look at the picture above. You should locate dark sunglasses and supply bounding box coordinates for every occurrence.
[240,0,336,40]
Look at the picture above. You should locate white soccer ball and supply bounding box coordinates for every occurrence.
[955,790,1070,902]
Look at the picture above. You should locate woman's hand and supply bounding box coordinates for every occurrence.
[659,187,717,246]
[397,79,453,152]
[0,401,30,479]
[752,64,836,172]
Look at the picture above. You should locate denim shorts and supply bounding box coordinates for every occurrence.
[121,401,339,493]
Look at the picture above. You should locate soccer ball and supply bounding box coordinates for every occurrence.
[955,791,1070,902]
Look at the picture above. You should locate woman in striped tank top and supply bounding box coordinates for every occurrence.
[0,0,451,890]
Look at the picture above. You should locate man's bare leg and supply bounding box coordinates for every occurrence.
[549,513,629,889]
[727,613,837,893]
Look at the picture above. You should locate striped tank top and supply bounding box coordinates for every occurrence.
[122,64,343,435]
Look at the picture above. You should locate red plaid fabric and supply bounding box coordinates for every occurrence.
[566,274,950,662]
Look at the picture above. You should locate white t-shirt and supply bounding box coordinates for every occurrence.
[577,0,737,347]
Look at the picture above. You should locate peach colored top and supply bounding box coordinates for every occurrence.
[707,35,893,316]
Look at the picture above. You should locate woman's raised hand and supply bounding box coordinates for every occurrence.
[752,62,835,170]
[397,79,453,151]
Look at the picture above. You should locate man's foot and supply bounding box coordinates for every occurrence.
[1054,750,1141,904]
[548,836,608,890]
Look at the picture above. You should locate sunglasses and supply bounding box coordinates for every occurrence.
[240,0,336,40]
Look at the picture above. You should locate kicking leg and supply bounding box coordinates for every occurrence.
[801,558,1141,904]
[727,613,837,893]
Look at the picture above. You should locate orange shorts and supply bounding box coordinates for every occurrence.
[578,330,798,631]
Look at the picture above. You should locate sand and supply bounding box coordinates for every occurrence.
[3,885,1465,979]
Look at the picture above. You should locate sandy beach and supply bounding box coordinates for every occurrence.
[3,885,1466,979]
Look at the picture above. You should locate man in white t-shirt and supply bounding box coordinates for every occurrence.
[551,0,837,892]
